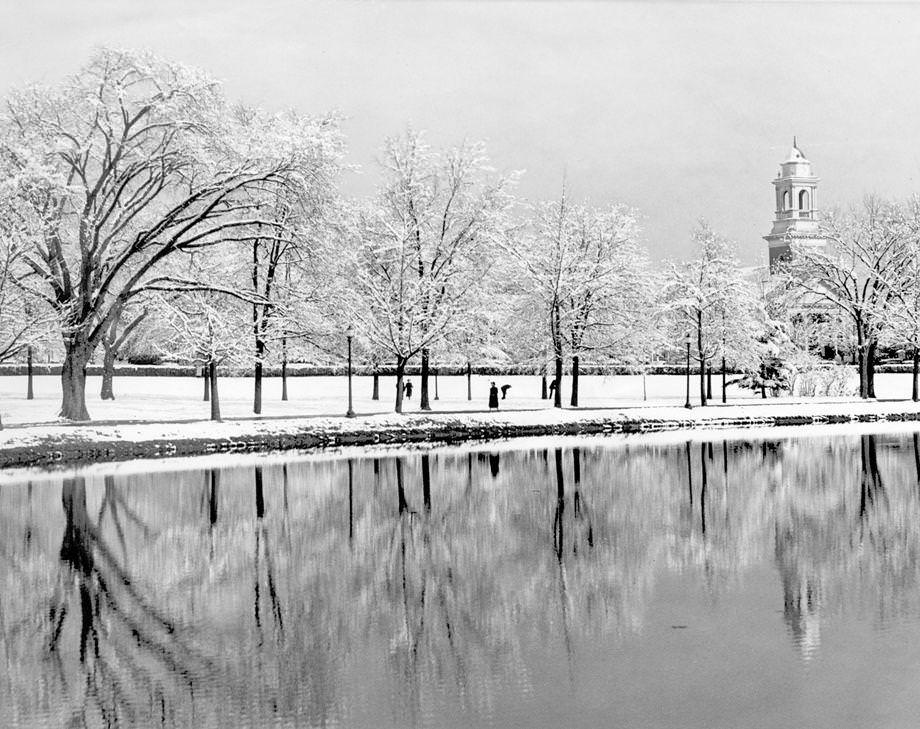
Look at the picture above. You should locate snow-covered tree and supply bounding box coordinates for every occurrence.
[155,289,250,421]
[782,196,910,399]
[343,132,516,413]
[0,167,56,414]
[222,106,342,413]
[885,197,920,400]
[1,48,340,420]
[502,190,645,407]
[662,221,756,406]
[558,203,644,406]
[614,269,670,401]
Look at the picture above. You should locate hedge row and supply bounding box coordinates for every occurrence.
[0,362,743,377]
[5,361,914,378]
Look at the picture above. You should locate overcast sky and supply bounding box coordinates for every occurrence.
[2,0,919,263]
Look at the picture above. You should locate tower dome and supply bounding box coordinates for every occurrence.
[783,141,808,163]
[780,139,813,179]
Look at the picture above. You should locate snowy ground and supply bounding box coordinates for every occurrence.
[4,372,920,469]
[11,416,920,485]
[2,371,919,427]
[2,378,920,469]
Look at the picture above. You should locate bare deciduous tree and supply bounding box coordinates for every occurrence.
[783,197,911,399]
[1,48,339,420]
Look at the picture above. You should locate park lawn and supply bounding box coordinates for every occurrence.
[1,371,919,429]
[1,372,748,427]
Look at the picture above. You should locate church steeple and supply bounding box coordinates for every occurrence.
[764,139,823,269]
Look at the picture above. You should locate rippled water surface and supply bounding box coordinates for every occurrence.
[5,430,920,728]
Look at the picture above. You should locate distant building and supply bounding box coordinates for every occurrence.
[764,140,824,270]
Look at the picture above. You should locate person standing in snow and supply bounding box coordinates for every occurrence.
[500,384,511,400]
[404,380,413,399]
[488,382,499,411]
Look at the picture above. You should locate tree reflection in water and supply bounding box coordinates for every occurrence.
[43,476,209,727]
[7,432,920,726]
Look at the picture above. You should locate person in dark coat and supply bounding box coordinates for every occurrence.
[500,384,511,400]
[488,382,499,411]
[404,380,413,399]
[548,378,558,398]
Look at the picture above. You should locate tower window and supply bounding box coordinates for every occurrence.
[799,189,810,211]
[783,191,790,210]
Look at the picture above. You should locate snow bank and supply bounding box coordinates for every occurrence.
[5,397,920,470]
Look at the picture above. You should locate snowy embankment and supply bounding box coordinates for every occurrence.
[5,396,920,469]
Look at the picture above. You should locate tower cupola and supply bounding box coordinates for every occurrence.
[765,138,823,269]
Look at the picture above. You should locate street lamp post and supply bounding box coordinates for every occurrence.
[346,325,356,418]
[684,332,693,409]
[434,367,439,400]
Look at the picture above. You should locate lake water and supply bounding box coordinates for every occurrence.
[4,428,920,728]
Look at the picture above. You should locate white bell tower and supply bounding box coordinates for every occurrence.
[765,138,824,270]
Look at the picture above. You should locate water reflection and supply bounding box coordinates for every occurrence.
[7,431,920,726]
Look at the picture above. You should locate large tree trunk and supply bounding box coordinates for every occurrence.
[59,341,92,421]
[202,364,210,402]
[372,369,380,401]
[394,357,406,414]
[26,346,33,400]
[281,338,288,401]
[913,347,919,402]
[100,344,116,400]
[554,354,563,408]
[570,354,580,407]
[858,353,869,399]
[209,358,221,422]
[706,364,713,401]
[419,348,431,410]
[857,344,870,399]
[856,323,869,399]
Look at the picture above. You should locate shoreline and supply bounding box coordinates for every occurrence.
[6,399,920,470]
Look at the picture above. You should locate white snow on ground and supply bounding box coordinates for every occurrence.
[4,372,920,472]
[8,417,920,486]
[2,371,919,427]
[3,382,920,458]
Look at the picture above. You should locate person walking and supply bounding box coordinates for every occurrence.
[548,378,557,398]
[404,380,413,399]
[500,384,511,400]
[488,381,499,411]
